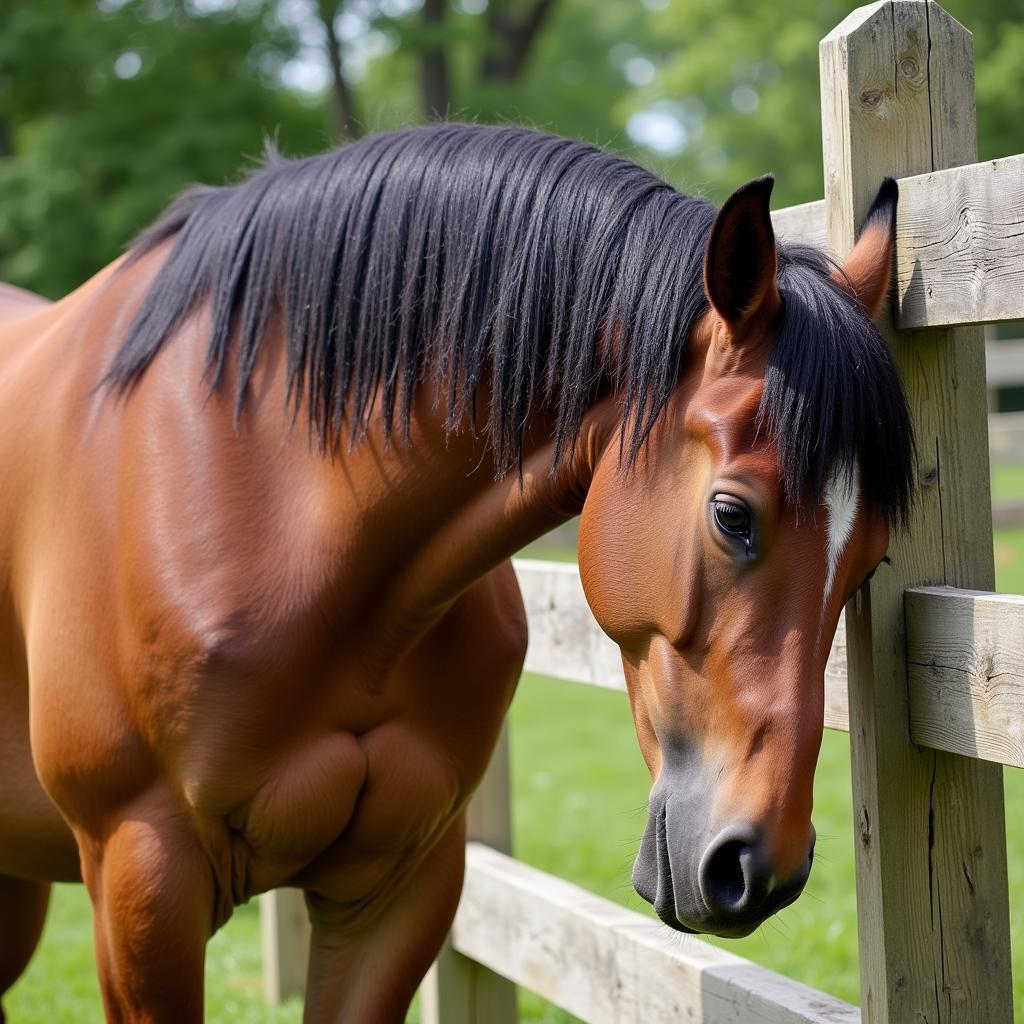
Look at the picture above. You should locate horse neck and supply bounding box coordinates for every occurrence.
[318,315,716,609]
[354,389,621,608]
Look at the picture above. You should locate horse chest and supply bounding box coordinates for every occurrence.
[207,596,519,906]
[228,715,467,905]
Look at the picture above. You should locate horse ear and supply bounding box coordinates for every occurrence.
[832,177,898,318]
[704,175,780,330]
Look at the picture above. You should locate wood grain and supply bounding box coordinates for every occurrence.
[772,200,828,248]
[820,2,1012,1020]
[452,842,862,1024]
[770,156,1024,327]
[906,587,1024,768]
[421,726,518,1024]
[894,155,1024,328]
[515,561,1024,770]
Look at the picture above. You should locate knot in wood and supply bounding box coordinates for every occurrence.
[859,806,872,849]
[859,88,884,110]
[898,57,922,83]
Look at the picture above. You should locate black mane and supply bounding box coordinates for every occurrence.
[108,123,913,526]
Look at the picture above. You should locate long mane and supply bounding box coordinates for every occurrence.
[108,122,913,526]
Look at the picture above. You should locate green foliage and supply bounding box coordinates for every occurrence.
[3,0,1023,299]
[0,0,326,297]
[632,0,1024,206]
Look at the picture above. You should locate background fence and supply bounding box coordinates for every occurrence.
[261,2,1024,1020]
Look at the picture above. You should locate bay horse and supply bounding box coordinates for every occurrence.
[0,123,913,1022]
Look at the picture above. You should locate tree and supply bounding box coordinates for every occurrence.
[316,0,362,138]
[2,0,1022,299]
[626,0,1024,207]
[0,0,324,297]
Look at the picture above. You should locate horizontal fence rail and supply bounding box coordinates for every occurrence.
[514,560,1024,770]
[262,566,1024,1006]
[516,559,849,730]
[769,153,1024,328]
[453,843,861,1024]
[906,587,1024,768]
[990,412,1024,466]
[984,340,1024,388]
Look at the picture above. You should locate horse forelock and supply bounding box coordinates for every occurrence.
[758,244,915,531]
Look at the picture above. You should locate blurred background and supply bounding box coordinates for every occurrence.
[2,0,1023,300]
[2,1,1024,1022]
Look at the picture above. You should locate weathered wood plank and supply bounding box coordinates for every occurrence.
[421,726,517,1024]
[515,560,622,691]
[820,3,1012,1022]
[906,587,1024,768]
[895,155,1024,327]
[516,560,1024,769]
[452,843,861,1024]
[514,559,851,730]
[985,339,1024,387]
[823,620,849,731]
[259,889,310,1005]
[988,410,1024,464]
[770,153,1024,327]
[772,200,828,248]
[991,498,1024,526]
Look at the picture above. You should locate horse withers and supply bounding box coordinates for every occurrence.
[0,125,913,1021]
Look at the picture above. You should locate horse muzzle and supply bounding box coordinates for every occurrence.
[632,779,815,938]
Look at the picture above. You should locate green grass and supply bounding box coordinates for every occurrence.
[10,679,1023,1021]
[6,517,1024,1021]
[992,465,1024,501]
[5,888,304,1024]
[992,468,1024,592]
[509,681,866,1018]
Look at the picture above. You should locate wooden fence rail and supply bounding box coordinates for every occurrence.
[451,843,861,1024]
[770,155,1024,328]
[260,556,1024,1011]
[517,561,1024,771]
[984,341,1024,388]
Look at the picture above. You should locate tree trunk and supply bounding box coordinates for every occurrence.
[480,0,557,82]
[318,0,361,141]
[421,0,450,120]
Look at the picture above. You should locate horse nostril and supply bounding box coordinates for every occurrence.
[698,823,768,916]
[702,839,750,910]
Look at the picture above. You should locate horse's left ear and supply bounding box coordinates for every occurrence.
[704,174,780,331]
[832,177,898,318]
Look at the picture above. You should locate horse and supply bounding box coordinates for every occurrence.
[0,123,913,1022]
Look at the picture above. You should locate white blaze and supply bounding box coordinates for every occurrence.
[823,464,860,604]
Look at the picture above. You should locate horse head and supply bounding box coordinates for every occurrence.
[578,175,912,937]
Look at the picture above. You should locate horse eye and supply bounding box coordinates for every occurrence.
[712,500,751,541]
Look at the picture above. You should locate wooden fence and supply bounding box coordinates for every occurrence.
[260,2,1024,1020]
[986,342,1024,523]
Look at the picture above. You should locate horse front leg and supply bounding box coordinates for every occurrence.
[76,790,215,1023]
[0,875,51,1022]
[302,815,466,1024]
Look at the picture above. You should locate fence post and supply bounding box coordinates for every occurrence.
[820,3,1012,1021]
[421,723,518,1024]
[260,888,311,1004]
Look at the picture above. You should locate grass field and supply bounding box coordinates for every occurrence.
[7,481,1024,1021]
